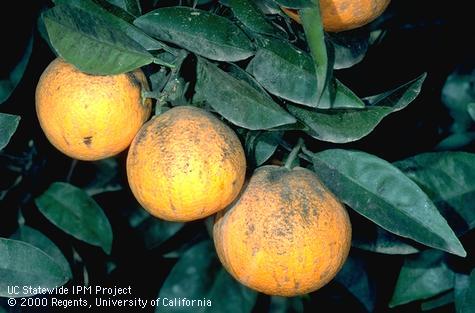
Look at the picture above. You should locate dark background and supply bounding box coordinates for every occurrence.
[1,0,474,312]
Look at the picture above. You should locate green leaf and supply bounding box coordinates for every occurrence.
[44,3,153,75]
[272,0,313,8]
[158,240,257,313]
[468,103,475,121]
[288,74,426,143]
[195,58,296,130]
[54,0,163,50]
[105,0,141,17]
[35,182,113,254]
[247,38,363,108]
[228,0,283,37]
[310,149,466,257]
[129,209,184,249]
[455,272,474,313]
[0,113,20,150]
[0,36,33,105]
[335,253,376,312]
[135,7,254,62]
[254,131,283,166]
[0,238,70,297]
[436,132,475,150]
[352,217,420,255]
[83,158,122,196]
[11,226,72,279]
[301,2,329,104]
[421,291,454,311]
[395,152,475,236]
[389,250,455,307]
[269,296,304,313]
[328,30,369,70]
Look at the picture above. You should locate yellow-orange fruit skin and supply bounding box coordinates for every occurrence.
[282,0,391,32]
[213,166,352,296]
[35,58,152,161]
[126,106,246,222]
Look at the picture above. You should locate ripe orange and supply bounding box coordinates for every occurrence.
[126,106,246,222]
[35,58,152,161]
[282,0,391,32]
[213,165,352,296]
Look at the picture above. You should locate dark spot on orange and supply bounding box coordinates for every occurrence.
[83,136,93,146]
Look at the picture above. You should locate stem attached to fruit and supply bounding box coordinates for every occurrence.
[300,2,331,104]
[285,138,305,170]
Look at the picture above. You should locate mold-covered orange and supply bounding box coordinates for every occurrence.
[213,165,351,296]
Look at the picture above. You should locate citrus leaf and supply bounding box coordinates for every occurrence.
[288,73,426,143]
[254,131,283,166]
[134,7,254,62]
[272,0,313,8]
[0,35,33,105]
[436,132,475,150]
[351,213,420,255]
[11,226,72,279]
[195,58,296,130]
[0,113,20,150]
[421,291,454,311]
[468,103,475,121]
[247,38,363,108]
[389,250,455,307]
[335,252,376,312]
[35,182,113,254]
[395,152,475,236]
[44,3,153,75]
[158,240,257,313]
[82,158,122,196]
[455,270,475,313]
[54,0,162,50]
[105,0,141,17]
[0,238,70,298]
[227,0,283,37]
[269,296,304,313]
[129,209,184,249]
[328,30,369,70]
[310,149,466,257]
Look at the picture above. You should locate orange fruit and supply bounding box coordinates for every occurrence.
[282,0,391,32]
[35,58,152,161]
[126,106,246,222]
[213,165,351,296]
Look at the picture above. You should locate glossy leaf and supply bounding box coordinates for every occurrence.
[328,30,369,70]
[0,113,20,150]
[288,74,426,143]
[158,240,257,313]
[421,291,454,311]
[395,152,475,236]
[83,158,122,196]
[135,7,254,62]
[44,3,153,75]
[35,182,113,254]
[54,0,163,50]
[0,36,33,105]
[351,212,420,255]
[228,0,282,36]
[310,149,466,257]
[247,38,363,108]
[11,226,71,279]
[455,271,475,313]
[106,0,141,17]
[436,132,475,150]
[254,131,283,166]
[195,58,296,130]
[0,238,70,298]
[129,209,184,249]
[335,253,376,312]
[390,250,455,307]
[468,102,475,121]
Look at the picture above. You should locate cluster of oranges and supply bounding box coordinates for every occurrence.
[35,0,391,296]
